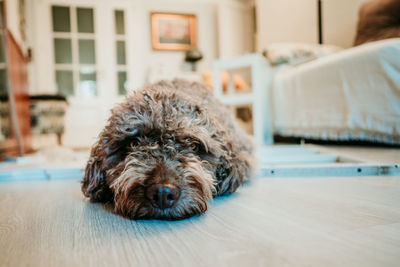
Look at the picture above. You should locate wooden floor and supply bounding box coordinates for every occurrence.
[1,176,400,267]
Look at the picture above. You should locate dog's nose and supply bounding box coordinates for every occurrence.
[146,184,180,209]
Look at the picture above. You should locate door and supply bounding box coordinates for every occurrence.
[31,0,136,147]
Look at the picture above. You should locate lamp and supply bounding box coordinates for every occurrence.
[185,47,203,71]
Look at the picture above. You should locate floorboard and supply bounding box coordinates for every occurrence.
[1,176,399,267]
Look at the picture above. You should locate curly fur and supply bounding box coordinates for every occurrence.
[81,80,255,220]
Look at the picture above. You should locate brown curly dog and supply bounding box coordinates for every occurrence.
[82,80,255,220]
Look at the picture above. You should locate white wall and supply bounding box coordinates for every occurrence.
[28,0,220,92]
[5,0,20,41]
[218,0,255,58]
[5,0,26,51]
[28,0,222,147]
[256,0,369,49]
[135,0,218,87]
[256,0,318,51]
[322,0,369,48]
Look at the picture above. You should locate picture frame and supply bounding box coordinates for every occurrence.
[150,12,197,51]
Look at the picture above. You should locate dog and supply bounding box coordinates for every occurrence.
[81,80,255,220]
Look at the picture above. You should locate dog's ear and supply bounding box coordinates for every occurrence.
[81,139,116,203]
[214,157,239,195]
[215,149,254,196]
[82,126,138,202]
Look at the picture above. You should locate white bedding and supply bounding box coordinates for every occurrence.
[272,38,400,145]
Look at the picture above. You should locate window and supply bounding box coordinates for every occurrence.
[114,10,127,95]
[52,6,97,97]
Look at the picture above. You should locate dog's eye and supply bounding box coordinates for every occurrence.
[132,137,142,146]
[190,143,199,152]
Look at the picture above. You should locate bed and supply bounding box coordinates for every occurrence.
[213,38,400,145]
[273,38,400,145]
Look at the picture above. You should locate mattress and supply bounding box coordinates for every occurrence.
[272,38,400,145]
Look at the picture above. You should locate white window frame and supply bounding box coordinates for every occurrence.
[51,4,98,99]
[30,0,145,147]
[113,8,129,96]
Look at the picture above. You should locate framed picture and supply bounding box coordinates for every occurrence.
[151,12,197,51]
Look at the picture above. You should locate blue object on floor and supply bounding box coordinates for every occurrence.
[0,168,83,182]
[0,169,48,181]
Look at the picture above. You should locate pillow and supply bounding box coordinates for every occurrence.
[263,43,342,66]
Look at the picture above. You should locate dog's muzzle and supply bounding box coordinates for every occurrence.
[145,184,181,209]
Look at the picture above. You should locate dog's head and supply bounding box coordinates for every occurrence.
[81,82,247,220]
